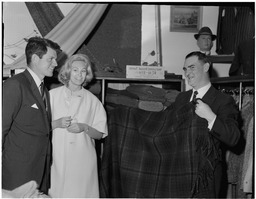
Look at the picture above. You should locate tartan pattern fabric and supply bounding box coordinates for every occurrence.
[100,102,220,198]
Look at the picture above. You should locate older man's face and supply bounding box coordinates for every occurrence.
[183,56,208,90]
[197,35,213,52]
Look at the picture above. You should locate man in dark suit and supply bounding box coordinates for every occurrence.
[2,37,61,194]
[172,51,241,198]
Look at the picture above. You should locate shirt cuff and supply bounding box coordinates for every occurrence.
[208,115,217,130]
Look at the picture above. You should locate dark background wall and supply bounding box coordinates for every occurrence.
[78,4,142,77]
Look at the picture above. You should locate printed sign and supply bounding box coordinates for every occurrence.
[126,65,164,79]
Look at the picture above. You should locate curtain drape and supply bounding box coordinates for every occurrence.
[25,2,64,37]
[5,3,108,70]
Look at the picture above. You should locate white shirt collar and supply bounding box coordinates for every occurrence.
[200,51,211,55]
[27,67,43,88]
[193,83,211,99]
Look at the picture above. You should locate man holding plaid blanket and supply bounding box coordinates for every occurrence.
[100,51,240,198]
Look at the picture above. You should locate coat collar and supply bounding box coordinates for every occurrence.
[24,69,42,100]
[201,85,217,106]
[183,85,217,105]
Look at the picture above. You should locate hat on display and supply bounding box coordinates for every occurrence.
[194,27,217,41]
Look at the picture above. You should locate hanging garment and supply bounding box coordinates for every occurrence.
[241,117,253,193]
[229,38,255,76]
[227,94,254,198]
[216,6,255,54]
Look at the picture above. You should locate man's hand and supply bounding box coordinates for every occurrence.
[195,99,216,123]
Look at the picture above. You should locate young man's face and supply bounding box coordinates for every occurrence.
[197,35,213,52]
[33,47,58,80]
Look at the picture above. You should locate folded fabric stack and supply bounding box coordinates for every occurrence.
[164,89,181,107]
[106,88,139,109]
[105,85,180,112]
[138,101,164,112]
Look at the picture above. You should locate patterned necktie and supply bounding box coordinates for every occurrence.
[40,82,51,123]
[40,82,47,110]
[192,90,198,103]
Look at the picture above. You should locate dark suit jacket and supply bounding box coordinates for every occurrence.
[172,85,240,197]
[2,69,52,193]
[229,38,255,76]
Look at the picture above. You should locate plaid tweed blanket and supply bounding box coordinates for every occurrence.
[100,102,221,198]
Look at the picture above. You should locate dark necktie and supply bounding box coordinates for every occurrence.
[192,90,198,103]
[40,82,48,111]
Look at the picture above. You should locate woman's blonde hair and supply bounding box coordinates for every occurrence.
[58,54,93,87]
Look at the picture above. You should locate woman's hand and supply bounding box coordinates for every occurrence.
[67,123,88,134]
[67,123,103,140]
[52,116,72,130]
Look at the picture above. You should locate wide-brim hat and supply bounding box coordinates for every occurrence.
[194,26,217,41]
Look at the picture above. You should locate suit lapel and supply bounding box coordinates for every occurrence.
[23,70,50,130]
[188,90,193,101]
[202,86,217,106]
[184,90,193,103]
[24,70,44,108]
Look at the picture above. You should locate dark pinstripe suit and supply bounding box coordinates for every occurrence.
[216,6,255,54]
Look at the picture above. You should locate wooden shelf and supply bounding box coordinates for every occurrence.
[95,77,185,105]
[96,77,183,83]
[211,75,254,84]
[208,55,234,63]
[211,75,254,110]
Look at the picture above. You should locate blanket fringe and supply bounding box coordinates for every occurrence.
[191,133,221,196]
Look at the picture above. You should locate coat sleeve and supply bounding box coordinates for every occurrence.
[210,95,240,147]
[92,99,108,138]
[2,79,22,147]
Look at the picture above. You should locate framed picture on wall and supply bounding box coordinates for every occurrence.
[170,6,202,33]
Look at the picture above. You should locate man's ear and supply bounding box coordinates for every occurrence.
[31,54,39,65]
[203,62,210,73]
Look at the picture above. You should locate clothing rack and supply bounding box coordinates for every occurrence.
[220,87,254,95]
[211,75,254,111]
[220,86,254,111]
[211,75,254,198]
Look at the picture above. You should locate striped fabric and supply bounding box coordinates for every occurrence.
[216,6,255,54]
[25,3,64,37]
